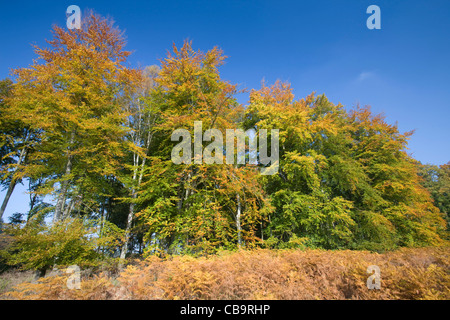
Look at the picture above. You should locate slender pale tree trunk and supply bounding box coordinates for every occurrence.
[119,130,153,266]
[61,198,76,220]
[119,71,159,263]
[236,193,242,248]
[53,130,75,223]
[0,179,18,222]
[28,179,39,222]
[261,221,264,241]
[120,195,136,262]
[119,150,139,263]
[0,142,28,221]
[53,155,73,222]
[98,202,106,254]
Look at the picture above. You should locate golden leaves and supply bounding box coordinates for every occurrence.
[4,247,449,300]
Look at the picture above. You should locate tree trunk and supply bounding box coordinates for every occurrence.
[53,156,73,222]
[236,193,242,248]
[97,202,106,254]
[119,152,139,265]
[261,221,264,241]
[120,199,135,263]
[61,198,76,220]
[0,179,17,223]
[119,130,153,267]
[34,267,48,281]
[53,130,75,223]
[0,145,28,221]
[28,179,39,222]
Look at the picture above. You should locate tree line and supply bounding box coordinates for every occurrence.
[0,13,448,273]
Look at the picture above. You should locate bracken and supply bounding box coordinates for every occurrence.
[2,247,449,300]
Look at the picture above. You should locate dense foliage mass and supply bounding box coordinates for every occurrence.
[0,13,448,274]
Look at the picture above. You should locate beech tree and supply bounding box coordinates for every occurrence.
[135,41,270,255]
[119,65,160,262]
[1,12,447,273]
[0,78,36,222]
[245,81,447,250]
[418,162,450,230]
[5,13,140,223]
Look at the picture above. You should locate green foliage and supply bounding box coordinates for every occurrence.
[246,81,447,251]
[0,13,447,268]
[4,13,141,223]
[418,163,450,229]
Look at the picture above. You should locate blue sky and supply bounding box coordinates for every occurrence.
[1,0,449,220]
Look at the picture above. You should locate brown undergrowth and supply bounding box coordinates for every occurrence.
[2,247,449,300]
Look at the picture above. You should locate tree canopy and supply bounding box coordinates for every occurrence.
[0,13,448,273]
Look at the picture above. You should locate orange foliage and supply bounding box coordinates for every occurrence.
[3,247,449,300]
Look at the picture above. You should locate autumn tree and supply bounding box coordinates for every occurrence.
[119,65,160,262]
[134,41,269,255]
[1,11,447,264]
[5,13,141,223]
[0,78,36,222]
[347,106,446,248]
[418,162,450,230]
[0,216,124,277]
[245,81,447,250]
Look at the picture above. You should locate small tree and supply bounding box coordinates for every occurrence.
[5,12,141,223]
[1,217,124,277]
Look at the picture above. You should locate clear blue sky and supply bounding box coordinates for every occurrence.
[1,0,449,220]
